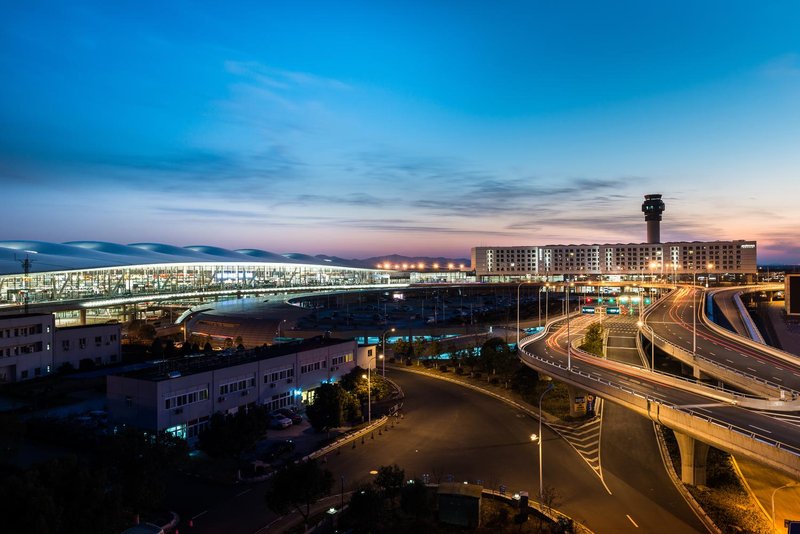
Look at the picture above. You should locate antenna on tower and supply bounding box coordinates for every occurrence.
[14,253,35,314]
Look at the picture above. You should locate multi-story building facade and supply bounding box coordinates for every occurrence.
[0,313,54,382]
[0,313,121,382]
[106,337,374,439]
[53,324,122,369]
[471,240,757,280]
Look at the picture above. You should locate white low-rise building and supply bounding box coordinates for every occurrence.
[107,336,375,439]
[0,312,121,382]
[53,323,122,370]
[0,313,54,382]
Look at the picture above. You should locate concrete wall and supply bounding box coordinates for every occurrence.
[53,323,122,369]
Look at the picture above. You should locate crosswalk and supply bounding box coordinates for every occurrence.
[547,398,609,491]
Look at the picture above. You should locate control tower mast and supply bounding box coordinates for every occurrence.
[642,194,666,243]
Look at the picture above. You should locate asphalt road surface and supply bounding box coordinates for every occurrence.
[170,365,708,533]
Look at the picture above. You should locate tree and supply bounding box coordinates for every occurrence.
[510,365,539,397]
[345,483,385,529]
[306,383,357,432]
[479,337,514,376]
[375,464,404,507]
[581,323,605,357]
[265,460,333,528]
[198,406,268,458]
[203,341,213,354]
[401,478,431,518]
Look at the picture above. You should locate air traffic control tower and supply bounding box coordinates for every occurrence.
[642,194,666,243]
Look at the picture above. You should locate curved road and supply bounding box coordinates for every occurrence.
[173,368,705,533]
[520,314,800,472]
[646,287,800,393]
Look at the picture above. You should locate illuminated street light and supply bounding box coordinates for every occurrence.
[381,327,395,378]
[771,482,799,530]
[516,280,532,350]
[362,369,371,424]
[533,382,555,504]
[567,282,574,371]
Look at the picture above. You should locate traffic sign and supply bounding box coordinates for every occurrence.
[582,306,596,314]
[606,307,621,315]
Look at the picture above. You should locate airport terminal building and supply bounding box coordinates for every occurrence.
[0,241,390,308]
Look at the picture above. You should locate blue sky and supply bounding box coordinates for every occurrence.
[1,1,799,261]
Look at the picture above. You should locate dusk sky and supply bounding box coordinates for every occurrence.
[2,2,799,262]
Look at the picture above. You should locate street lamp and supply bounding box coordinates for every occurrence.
[771,482,798,529]
[362,369,371,424]
[544,283,551,326]
[531,382,555,505]
[566,282,574,371]
[381,327,395,378]
[517,281,532,350]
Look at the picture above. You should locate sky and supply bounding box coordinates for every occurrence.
[1,1,799,262]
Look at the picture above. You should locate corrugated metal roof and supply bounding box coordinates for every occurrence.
[0,241,366,275]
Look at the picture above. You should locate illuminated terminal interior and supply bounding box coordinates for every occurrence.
[0,241,393,307]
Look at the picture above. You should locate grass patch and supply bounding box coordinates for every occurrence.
[661,428,771,533]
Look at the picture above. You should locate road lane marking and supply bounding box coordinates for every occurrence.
[773,376,783,382]
[191,511,208,520]
[748,425,772,434]
[235,489,252,497]
[747,368,757,372]
[626,514,639,527]
[726,359,734,363]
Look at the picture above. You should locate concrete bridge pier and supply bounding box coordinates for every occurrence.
[566,384,590,417]
[674,431,710,485]
[79,308,87,325]
[680,362,711,381]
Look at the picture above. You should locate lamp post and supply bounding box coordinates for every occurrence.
[692,266,697,357]
[771,482,798,529]
[516,281,531,350]
[566,282,574,371]
[531,382,555,505]
[545,282,550,326]
[362,369,371,424]
[381,327,395,378]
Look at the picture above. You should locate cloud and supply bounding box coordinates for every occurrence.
[224,60,351,91]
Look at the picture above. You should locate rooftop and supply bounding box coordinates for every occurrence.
[120,336,355,382]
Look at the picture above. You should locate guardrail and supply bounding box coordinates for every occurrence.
[641,291,799,400]
[517,334,800,476]
[700,286,800,368]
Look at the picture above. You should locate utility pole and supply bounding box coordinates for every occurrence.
[15,254,34,314]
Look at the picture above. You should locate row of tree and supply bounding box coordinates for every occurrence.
[0,423,188,533]
[305,366,391,432]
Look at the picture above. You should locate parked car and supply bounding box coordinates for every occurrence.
[269,413,292,429]
[273,408,302,425]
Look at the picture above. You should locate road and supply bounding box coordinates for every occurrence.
[646,287,800,392]
[520,314,800,474]
[171,366,709,533]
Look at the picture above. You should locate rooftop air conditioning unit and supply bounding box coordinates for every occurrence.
[174,408,183,415]
[270,383,276,388]
[241,390,248,396]
[286,378,293,384]
[218,396,225,403]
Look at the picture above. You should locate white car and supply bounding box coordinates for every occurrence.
[270,413,292,429]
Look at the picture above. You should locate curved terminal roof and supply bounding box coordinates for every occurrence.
[0,240,372,275]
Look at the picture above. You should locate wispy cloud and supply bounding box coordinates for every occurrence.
[224,60,352,92]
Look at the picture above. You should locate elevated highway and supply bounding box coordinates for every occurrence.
[519,315,800,484]
[642,286,800,400]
